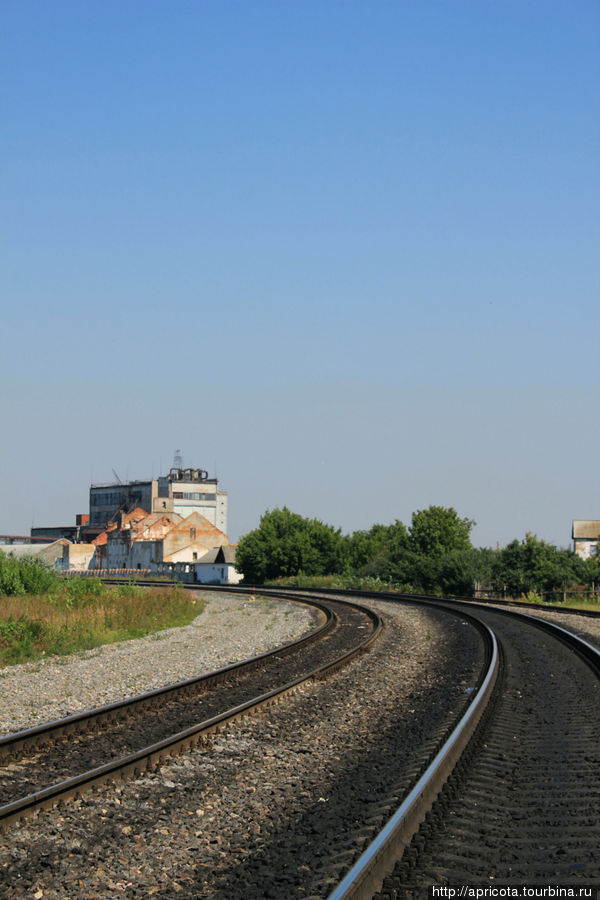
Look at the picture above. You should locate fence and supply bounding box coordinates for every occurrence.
[475,585,599,604]
[61,569,152,578]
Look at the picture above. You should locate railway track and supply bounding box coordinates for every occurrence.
[2,586,598,898]
[0,591,381,830]
[315,594,600,898]
[247,588,599,896]
[182,592,496,898]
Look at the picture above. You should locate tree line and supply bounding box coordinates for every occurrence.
[235,506,599,597]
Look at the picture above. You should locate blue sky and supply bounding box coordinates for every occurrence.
[1,1,598,548]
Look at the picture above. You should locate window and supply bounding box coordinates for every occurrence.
[193,552,198,560]
[190,527,196,540]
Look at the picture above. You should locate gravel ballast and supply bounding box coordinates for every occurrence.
[0,592,314,736]
[0,596,484,899]
[493,602,600,650]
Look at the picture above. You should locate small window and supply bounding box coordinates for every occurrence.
[190,527,196,540]
[193,552,198,560]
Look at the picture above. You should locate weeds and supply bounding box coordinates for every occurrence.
[522,590,544,605]
[0,579,204,667]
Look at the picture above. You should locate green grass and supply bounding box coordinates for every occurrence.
[558,598,600,611]
[0,579,205,667]
[504,593,600,612]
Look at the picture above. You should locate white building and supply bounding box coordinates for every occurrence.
[157,468,228,533]
[572,520,600,560]
[160,545,242,585]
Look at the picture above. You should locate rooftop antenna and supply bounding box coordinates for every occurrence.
[173,449,183,469]
[112,468,123,484]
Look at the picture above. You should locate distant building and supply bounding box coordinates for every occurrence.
[162,545,242,585]
[572,520,600,559]
[89,467,227,534]
[60,508,240,583]
[89,482,155,528]
[33,465,229,545]
[30,515,90,543]
[1,540,69,569]
[61,542,97,571]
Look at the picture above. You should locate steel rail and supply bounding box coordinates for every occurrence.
[440,596,600,663]
[319,591,600,900]
[0,591,383,830]
[0,589,332,762]
[433,593,600,619]
[326,607,498,900]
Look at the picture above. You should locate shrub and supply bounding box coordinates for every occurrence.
[0,550,58,596]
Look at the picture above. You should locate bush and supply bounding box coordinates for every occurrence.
[0,550,58,596]
[523,590,544,604]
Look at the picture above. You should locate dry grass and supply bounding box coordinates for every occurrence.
[0,579,204,667]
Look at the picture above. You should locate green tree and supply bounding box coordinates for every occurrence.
[348,510,482,595]
[438,547,496,596]
[408,506,475,558]
[342,520,408,572]
[235,507,344,583]
[491,533,589,596]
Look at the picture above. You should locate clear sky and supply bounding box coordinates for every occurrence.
[1,1,598,549]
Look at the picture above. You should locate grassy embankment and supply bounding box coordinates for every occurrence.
[268,574,600,611]
[0,564,204,667]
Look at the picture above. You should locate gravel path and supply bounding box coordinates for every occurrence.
[0,597,484,900]
[0,592,315,736]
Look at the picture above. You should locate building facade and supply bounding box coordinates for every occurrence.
[60,508,238,582]
[161,545,243,585]
[156,468,227,533]
[572,520,600,560]
[89,467,227,534]
[89,481,156,527]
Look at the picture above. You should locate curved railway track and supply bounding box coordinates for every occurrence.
[0,591,381,830]
[194,590,498,898]
[2,585,598,898]
[291,591,600,899]
[368,600,600,898]
[249,588,600,896]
